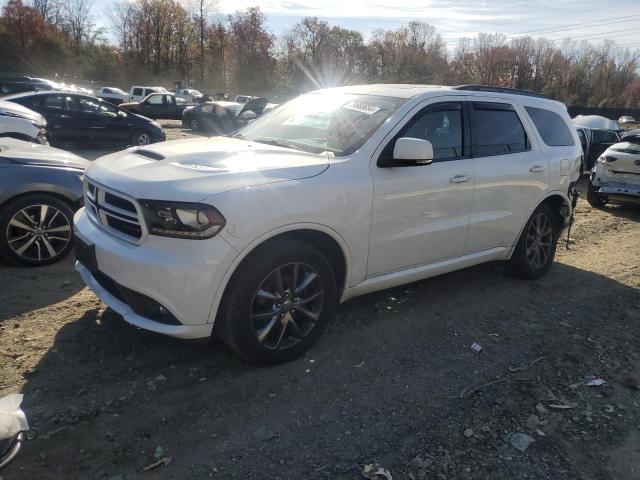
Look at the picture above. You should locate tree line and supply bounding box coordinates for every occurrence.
[1,0,639,107]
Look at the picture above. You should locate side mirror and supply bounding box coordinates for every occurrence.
[393,137,434,164]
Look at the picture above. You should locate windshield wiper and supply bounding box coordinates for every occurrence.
[249,137,305,152]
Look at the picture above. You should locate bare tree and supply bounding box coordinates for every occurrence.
[63,0,92,47]
[190,0,217,87]
[31,0,62,27]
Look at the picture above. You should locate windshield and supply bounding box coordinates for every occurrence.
[235,93,406,156]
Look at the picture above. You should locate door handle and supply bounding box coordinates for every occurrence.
[449,175,472,183]
[57,114,71,119]
[530,165,546,173]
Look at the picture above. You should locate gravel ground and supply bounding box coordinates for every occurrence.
[1,126,639,480]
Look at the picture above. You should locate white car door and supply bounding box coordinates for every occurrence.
[465,96,549,252]
[368,97,474,277]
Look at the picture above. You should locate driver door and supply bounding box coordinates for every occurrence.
[368,98,474,277]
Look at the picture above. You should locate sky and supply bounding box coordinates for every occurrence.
[12,0,640,50]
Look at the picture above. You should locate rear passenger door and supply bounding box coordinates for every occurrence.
[465,97,549,253]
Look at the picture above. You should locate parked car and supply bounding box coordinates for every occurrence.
[575,125,621,172]
[587,138,640,208]
[97,87,129,105]
[235,95,257,104]
[0,138,88,265]
[175,88,203,103]
[74,84,580,364]
[182,98,268,133]
[3,91,165,147]
[119,93,187,120]
[129,86,168,102]
[0,100,48,144]
[0,75,53,96]
[618,115,637,128]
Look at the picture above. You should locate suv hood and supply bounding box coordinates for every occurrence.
[86,136,330,202]
[0,138,88,169]
[0,100,46,126]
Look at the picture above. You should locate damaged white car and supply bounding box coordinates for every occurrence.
[587,136,640,208]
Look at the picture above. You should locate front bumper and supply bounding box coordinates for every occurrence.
[74,208,238,339]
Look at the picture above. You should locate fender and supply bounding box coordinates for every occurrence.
[206,222,352,324]
[0,182,81,207]
[507,189,572,260]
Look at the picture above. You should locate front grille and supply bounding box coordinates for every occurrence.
[84,178,144,242]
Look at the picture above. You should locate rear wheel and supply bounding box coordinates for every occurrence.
[0,194,75,266]
[190,119,200,131]
[587,181,607,208]
[216,239,337,365]
[507,204,558,279]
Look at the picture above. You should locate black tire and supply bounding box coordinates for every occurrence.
[0,193,75,266]
[131,129,152,146]
[586,181,607,208]
[189,119,200,131]
[216,239,337,365]
[507,204,559,280]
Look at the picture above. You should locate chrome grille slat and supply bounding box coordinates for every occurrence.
[84,178,145,243]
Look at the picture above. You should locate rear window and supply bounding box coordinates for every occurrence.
[525,106,574,146]
[470,102,529,156]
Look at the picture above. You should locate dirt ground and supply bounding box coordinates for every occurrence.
[1,124,640,480]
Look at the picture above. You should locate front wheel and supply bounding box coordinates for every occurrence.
[131,130,151,146]
[216,239,337,365]
[507,204,558,279]
[0,194,75,266]
[189,119,200,131]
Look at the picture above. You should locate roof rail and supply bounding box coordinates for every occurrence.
[452,85,550,100]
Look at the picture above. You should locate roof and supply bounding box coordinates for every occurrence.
[573,115,620,131]
[308,84,557,103]
[1,90,92,101]
[310,84,448,99]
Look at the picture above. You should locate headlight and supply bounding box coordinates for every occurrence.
[140,200,226,239]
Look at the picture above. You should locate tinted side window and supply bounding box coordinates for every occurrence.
[525,106,574,146]
[592,129,618,144]
[133,88,143,96]
[470,103,528,156]
[43,95,72,112]
[402,108,463,160]
[103,88,112,94]
[15,96,41,110]
[144,89,154,97]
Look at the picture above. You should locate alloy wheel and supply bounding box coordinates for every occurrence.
[250,262,325,351]
[190,119,200,130]
[6,204,72,262]
[525,212,553,270]
[137,132,151,145]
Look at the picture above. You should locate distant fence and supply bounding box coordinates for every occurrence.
[567,106,640,120]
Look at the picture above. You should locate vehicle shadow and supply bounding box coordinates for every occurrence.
[0,255,83,323]
[6,259,640,479]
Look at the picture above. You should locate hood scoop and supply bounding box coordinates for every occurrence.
[135,149,165,161]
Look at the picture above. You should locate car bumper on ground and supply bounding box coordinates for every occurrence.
[73,208,237,339]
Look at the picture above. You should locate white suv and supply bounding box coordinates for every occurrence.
[74,84,581,364]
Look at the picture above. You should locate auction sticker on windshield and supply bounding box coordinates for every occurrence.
[342,101,381,115]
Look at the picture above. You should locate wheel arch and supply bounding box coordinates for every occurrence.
[208,224,352,324]
[0,188,81,213]
[508,191,571,259]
